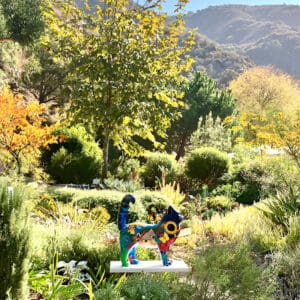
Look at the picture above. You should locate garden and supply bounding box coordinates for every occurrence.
[0,0,299,299]
[1,143,299,299]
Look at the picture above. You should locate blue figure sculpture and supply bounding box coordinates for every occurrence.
[118,194,184,267]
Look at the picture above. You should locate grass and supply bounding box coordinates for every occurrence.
[189,205,282,253]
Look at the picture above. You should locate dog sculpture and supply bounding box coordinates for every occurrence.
[118,194,183,267]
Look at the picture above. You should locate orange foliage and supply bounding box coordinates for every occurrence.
[0,88,59,172]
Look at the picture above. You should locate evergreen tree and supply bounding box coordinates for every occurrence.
[167,72,236,160]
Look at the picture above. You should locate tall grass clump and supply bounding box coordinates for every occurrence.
[200,206,282,252]
[0,183,31,299]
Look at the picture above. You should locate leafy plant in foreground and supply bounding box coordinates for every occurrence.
[258,186,300,233]
[28,254,87,300]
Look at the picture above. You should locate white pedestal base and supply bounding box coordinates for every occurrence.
[110,260,190,273]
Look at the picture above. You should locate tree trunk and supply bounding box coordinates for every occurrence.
[101,128,110,180]
[175,133,188,161]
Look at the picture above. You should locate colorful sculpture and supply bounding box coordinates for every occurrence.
[118,194,184,267]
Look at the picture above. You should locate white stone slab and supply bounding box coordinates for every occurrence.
[110,260,190,273]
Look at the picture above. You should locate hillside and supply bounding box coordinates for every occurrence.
[184,5,300,79]
[187,32,253,86]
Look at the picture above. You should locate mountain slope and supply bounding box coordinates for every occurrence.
[184,5,300,79]
[188,33,253,86]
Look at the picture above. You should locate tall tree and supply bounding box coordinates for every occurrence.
[167,72,236,160]
[0,88,59,173]
[229,66,300,115]
[42,0,194,178]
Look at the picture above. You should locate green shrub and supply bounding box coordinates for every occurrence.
[94,287,120,300]
[45,125,103,184]
[185,147,231,187]
[51,188,76,204]
[141,152,178,188]
[204,195,235,213]
[231,156,298,205]
[116,158,141,180]
[0,184,30,299]
[58,237,120,275]
[233,159,269,205]
[104,177,142,192]
[136,190,169,222]
[193,243,269,299]
[209,182,241,199]
[73,189,146,223]
[49,188,171,223]
[119,273,170,300]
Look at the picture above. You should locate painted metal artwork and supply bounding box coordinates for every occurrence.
[118,194,184,267]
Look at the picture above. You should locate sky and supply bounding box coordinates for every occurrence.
[148,0,300,14]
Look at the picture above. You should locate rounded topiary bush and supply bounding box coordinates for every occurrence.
[45,126,103,184]
[185,147,231,186]
[141,152,178,188]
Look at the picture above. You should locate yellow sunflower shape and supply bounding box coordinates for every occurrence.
[164,221,178,235]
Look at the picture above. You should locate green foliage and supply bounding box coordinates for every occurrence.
[48,187,170,223]
[232,159,268,205]
[42,0,194,178]
[0,7,7,39]
[21,46,67,104]
[46,125,103,184]
[232,155,300,205]
[258,186,300,233]
[104,178,143,192]
[0,40,23,86]
[272,245,300,299]
[138,190,169,222]
[34,192,59,220]
[50,188,76,204]
[204,195,235,213]
[193,243,268,300]
[0,184,30,299]
[209,182,242,200]
[29,254,86,300]
[70,189,145,223]
[119,273,170,300]
[189,112,233,153]
[167,72,236,159]
[142,152,178,188]
[58,237,120,275]
[91,268,125,300]
[284,216,300,249]
[116,158,141,181]
[0,0,44,44]
[185,147,231,187]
